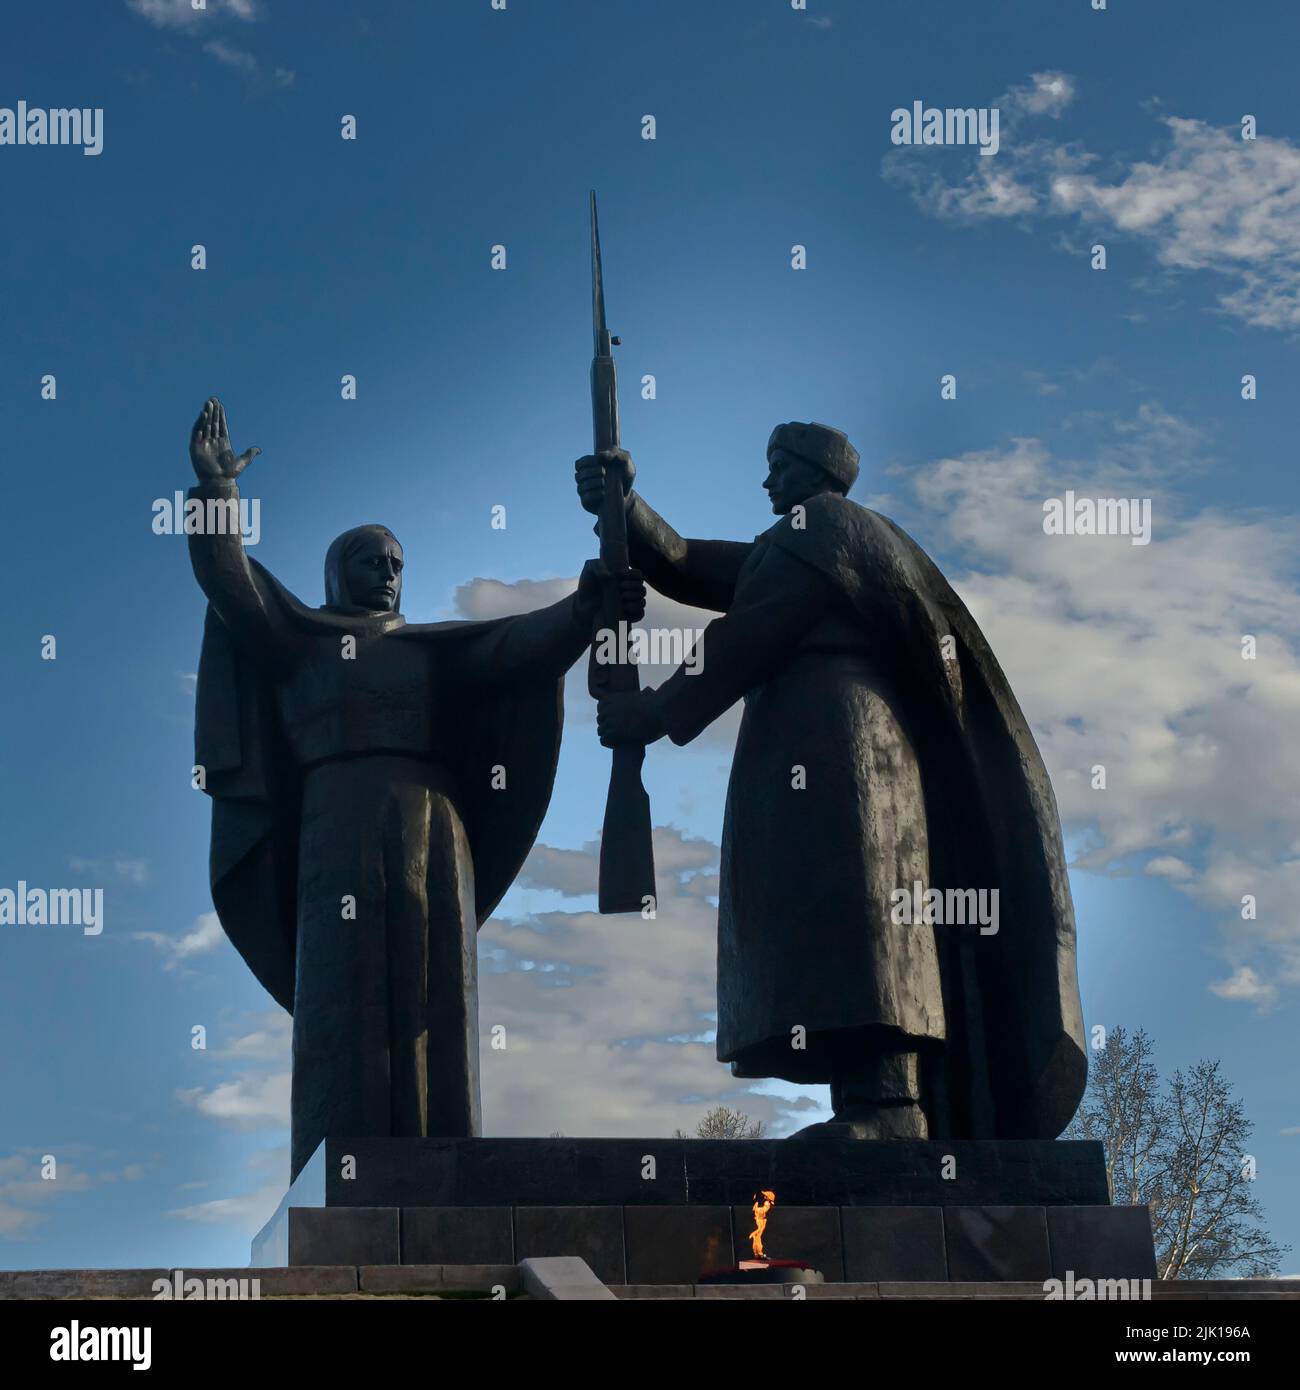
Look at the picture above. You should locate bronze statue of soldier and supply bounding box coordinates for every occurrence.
[579,423,1086,1141]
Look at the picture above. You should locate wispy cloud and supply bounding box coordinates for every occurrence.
[127,0,293,87]
[167,1177,284,1229]
[126,0,259,29]
[216,1011,291,1061]
[0,1151,148,1242]
[176,1070,290,1129]
[203,38,257,73]
[478,826,824,1138]
[884,72,1300,330]
[166,1145,287,1232]
[201,39,294,86]
[134,911,226,968]
[1209,967,1277,1007]
[883,405,1300,1006]
[68,856,148,885]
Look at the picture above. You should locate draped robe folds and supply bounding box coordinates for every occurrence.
[189,480,588,1178]
[626,490,1086,1140]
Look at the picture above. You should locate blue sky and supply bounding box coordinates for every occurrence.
[1,0,1297,1271]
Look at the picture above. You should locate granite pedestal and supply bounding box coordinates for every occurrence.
[251,1138,1154,1283]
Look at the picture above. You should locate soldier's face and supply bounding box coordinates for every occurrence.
[763,454,826,514]
[345,537,404,611]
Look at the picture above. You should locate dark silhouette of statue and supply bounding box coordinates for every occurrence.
[188,399,642,1178]
[579,422,1085,1141]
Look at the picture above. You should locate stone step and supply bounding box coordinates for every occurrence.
[0,1265,513,1300]
[5,1266,1295,1301]
[610,1279,1300,1301]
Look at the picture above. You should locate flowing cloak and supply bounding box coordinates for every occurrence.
[193,558,563,1015]
[759,494,1086,1139]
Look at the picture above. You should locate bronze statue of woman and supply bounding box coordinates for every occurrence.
[188,398,642,1178]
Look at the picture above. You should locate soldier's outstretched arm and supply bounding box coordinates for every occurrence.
[597,543,834,749]
[575,449,751,612]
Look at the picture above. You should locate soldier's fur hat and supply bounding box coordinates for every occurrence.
[766,421,860,491]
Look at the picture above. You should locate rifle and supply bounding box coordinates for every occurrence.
[587,191,656,914]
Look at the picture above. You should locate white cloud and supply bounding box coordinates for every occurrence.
[134,911,226,968]
[1209,966,1277,1006]
[217,1012,291,1061]
[884,74,1300,330]
[69,856,149,884]
[452,575,575,619]
[0,1151,147,1241]
[167,1178,283,1230]
[166,1145,288,1233]
[126,0,258,28]
[480,826,822,1138]
[1051,118,1300,329]
[176,1071,290,1129]
[1009,70,1077,118]
[203,39,258,73]
[1145,856,1194,882]
[887,405,1300,1003]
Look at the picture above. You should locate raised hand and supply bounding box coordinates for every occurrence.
[190,397,261,483]
[575,448,635,516]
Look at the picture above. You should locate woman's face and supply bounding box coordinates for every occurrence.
[343,536,404,612]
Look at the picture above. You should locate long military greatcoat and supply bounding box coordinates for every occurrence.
[627,490,1086,1140]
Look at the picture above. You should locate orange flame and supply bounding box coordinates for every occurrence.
[749,1190,776,1259]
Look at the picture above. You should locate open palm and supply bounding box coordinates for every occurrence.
[190,397,260,481]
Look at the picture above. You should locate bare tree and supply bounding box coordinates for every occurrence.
[1155,1059,1284,1278]
[1067,1026,1166,1205]
[1066,1027,1286,1278]
[674,1104,765,1140]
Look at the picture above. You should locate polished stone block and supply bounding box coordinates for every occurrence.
[286,1207,399,1268]
[401,1206,513,1266]
[514,1206,626,1285]
[1046,1204,1158,1280]
[842,1205,947,1281]
[297,1137,1109,1208]
[943,1205,1051,1282]
[624,1206,733,1285]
